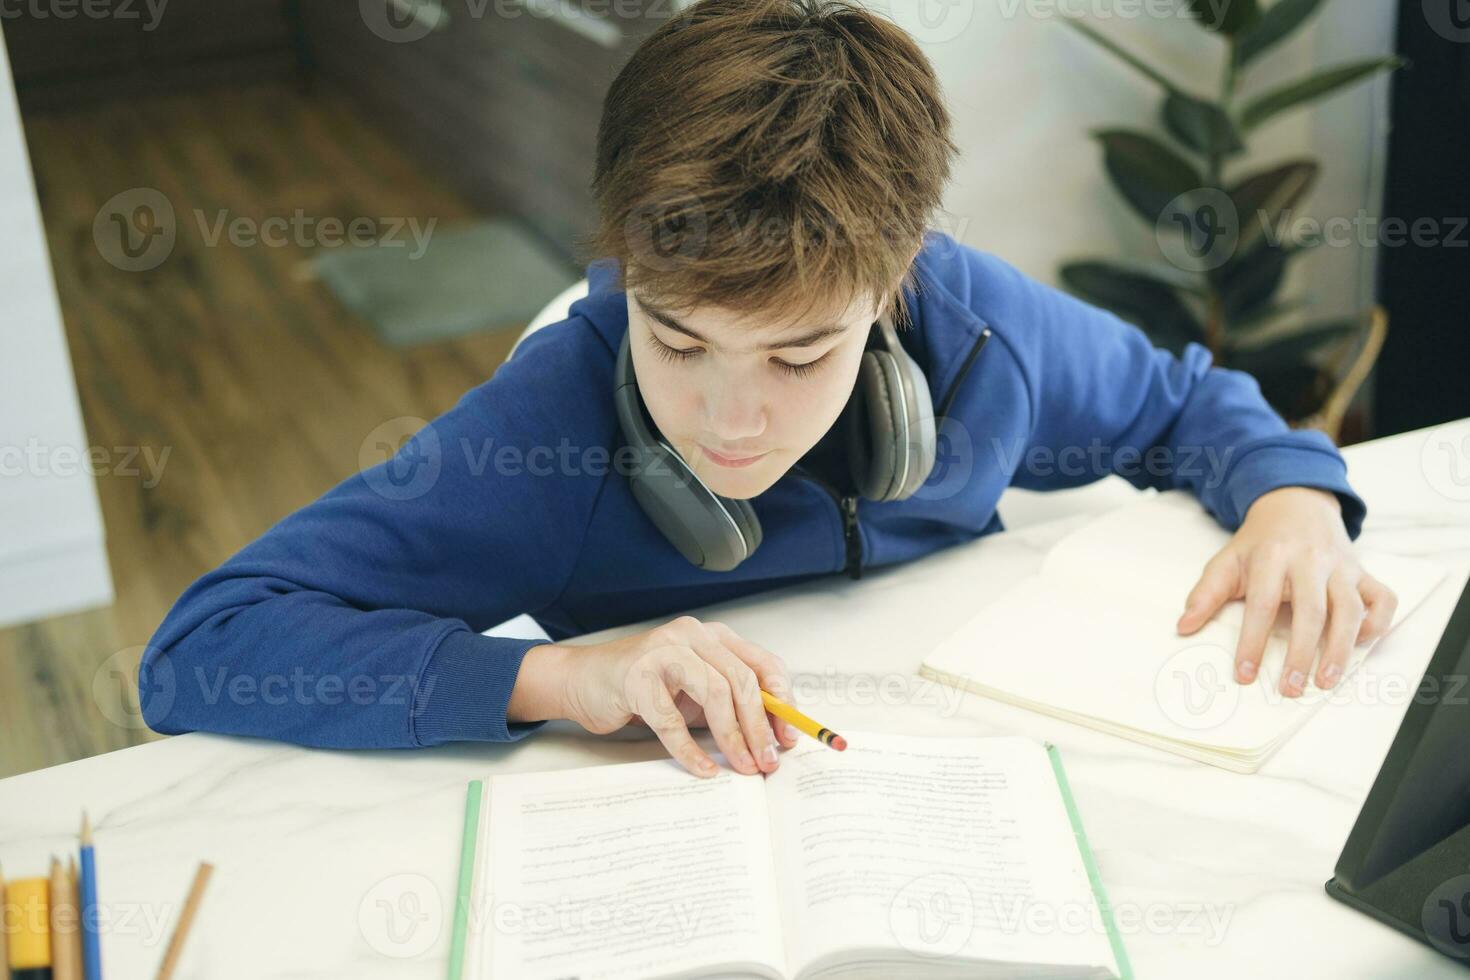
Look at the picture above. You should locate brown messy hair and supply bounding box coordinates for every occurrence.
[582,0,958,329]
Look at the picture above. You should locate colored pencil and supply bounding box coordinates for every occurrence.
[154,863,213,980]
[7,875,52,980]
[78,815,101,980]
[760,689,847,750]
[64,861,83,980]
[1,861,9,980]
[48,859,78,980]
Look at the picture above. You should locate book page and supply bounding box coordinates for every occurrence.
[765,733,1117,978]
[923,492,1447,754]
[481,758,787,980]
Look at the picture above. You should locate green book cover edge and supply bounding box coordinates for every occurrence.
[448,779,485,980]
[1047,743,1133,980]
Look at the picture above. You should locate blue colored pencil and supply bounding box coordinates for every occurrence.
[80,812,104,980]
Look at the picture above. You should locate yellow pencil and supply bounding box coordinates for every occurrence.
[0,861,8,978]
[760,690,847,750]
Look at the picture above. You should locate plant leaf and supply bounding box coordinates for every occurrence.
[1239,58,1404,131]
[1183,0,1262,35]
[1235,0,1328,68]
[1222,317,1360,376]
[1162,91,1244,157]
[1226,159,1319,255]
[1214,243,1291,321]
[1062,18,1183,94]
[1092,129,1206,226]
[1060,260,1205,355]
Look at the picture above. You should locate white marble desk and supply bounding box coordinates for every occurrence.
[4,421,1470,979]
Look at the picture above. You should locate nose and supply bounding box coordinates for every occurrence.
[703,373,767,443]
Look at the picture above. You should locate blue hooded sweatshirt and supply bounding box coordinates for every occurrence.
[140,230,1365,749]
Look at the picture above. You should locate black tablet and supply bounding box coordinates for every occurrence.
[1326,571,1470,965]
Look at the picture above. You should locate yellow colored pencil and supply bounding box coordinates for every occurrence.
[760,690,847,750]
[0,861,8,978]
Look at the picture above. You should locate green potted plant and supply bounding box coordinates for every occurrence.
[1059,0,1401,439]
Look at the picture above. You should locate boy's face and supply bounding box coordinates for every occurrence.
[626,289,879,499]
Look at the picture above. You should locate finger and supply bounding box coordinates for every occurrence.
[1179,550,1241,634]
[705,623,798,750]
[659,647,757,776]
[1282,564,1329,698]
[1316,573,1365,690]
[688,626,779,772]
[1357,573,1399,644]
[630,665,718,777]
[1234,552,1286,685]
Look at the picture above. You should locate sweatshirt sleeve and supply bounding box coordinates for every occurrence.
[140,321,613,749]
[957,248,1366,538]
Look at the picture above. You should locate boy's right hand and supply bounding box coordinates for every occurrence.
[519,616,799,778]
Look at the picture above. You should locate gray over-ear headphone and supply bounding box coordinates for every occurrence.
[613,311,937,571]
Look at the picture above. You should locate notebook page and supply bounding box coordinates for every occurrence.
[481,759,787,980]
[923,493,1447,754]
[765,733,1117,978]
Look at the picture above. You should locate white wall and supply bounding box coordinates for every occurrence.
[0,41,114,627]
[887,0,1397,328]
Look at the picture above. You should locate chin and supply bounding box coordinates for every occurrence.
[700,458,788,500]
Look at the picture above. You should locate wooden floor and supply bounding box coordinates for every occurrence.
[0,81,527,778]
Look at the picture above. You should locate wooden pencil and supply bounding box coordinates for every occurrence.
[66,859,84,980]
[154,862,214,980]
[49,857,79,980]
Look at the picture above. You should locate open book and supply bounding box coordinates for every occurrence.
[921,491,1447,773]
[454,733,1130,980]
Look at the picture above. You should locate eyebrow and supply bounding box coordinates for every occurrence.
[638,300,851,351]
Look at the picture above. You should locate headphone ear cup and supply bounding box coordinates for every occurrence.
[615,331,761,571]
[847,350,905,500]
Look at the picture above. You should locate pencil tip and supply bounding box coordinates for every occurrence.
[81,810,93,843]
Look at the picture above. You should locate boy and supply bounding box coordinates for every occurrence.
[142,0,1395,778]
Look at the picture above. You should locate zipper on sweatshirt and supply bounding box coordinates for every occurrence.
[792,463,864,580]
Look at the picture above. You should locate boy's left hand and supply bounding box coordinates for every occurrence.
[1175,486,1398,698]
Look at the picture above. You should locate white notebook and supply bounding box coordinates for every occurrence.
[460,733,1131,980]
[920,492,1447,773]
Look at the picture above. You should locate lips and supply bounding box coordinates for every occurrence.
[701,445,770,468]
